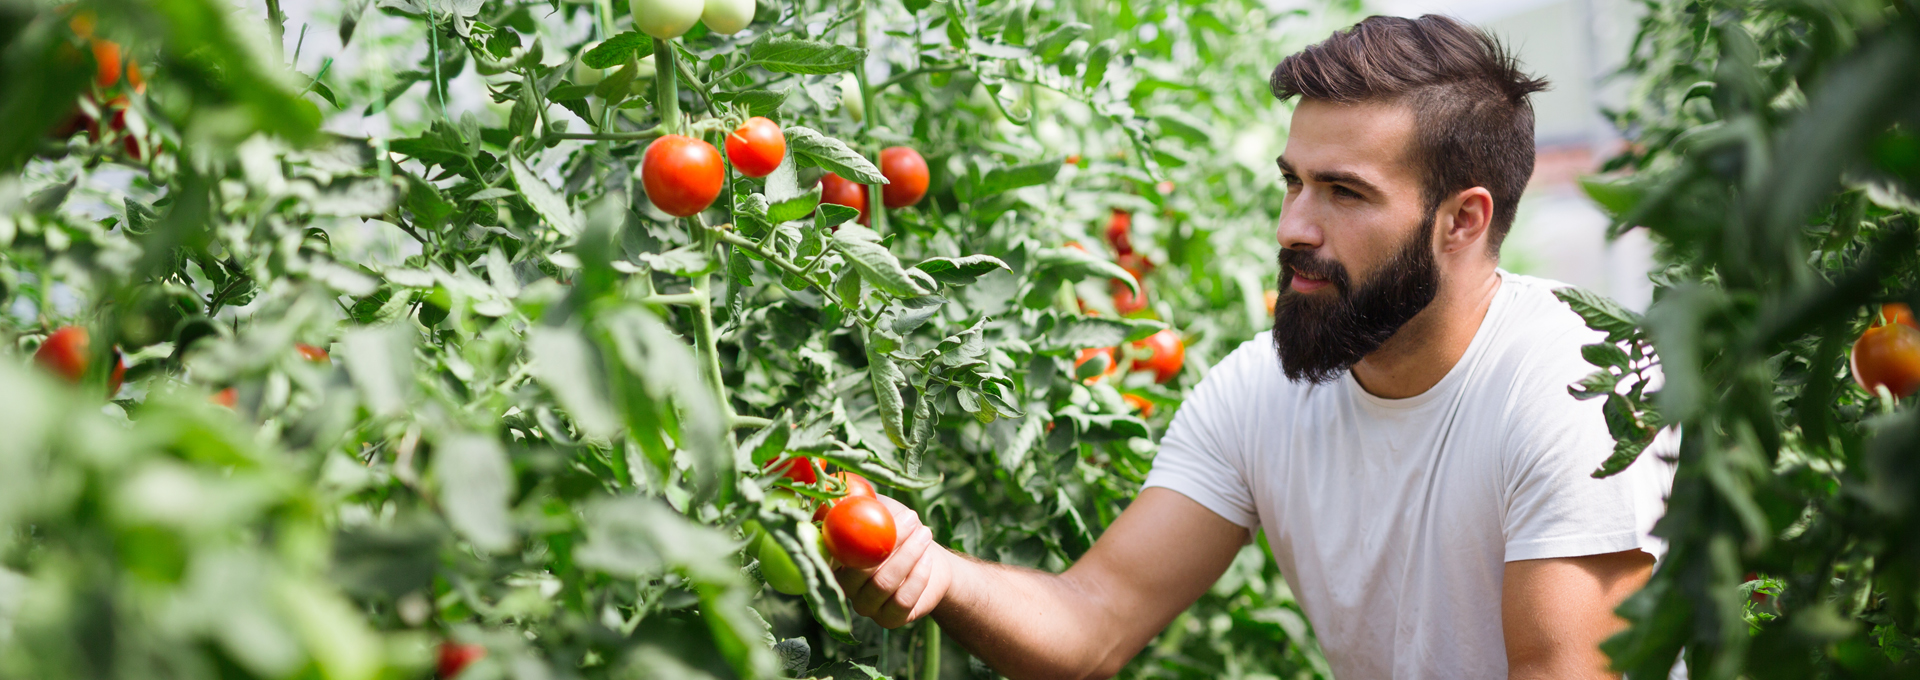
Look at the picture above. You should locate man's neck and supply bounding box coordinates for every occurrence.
[1349,265,1504,400]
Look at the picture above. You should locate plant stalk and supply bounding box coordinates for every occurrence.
[653,38,680,131]
[922,620,942,680]
[855,0,890,234]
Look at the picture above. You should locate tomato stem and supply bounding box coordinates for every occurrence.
[689,215,731,421]
[653,37,680,132]
[922,619,942,680]
[854,0,889,234]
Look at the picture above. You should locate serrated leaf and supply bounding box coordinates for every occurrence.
[511,156,581,236]
[433,433,515,553]
[1581,342,1632,369]
[714,89,788,118]
[915,255,1010,286]
[1554,287,1643,342]
[583,31,651,69]
[832,226,927,297]
[1038,316,1164,353]
[814,203,860,232]
[975,159,1062,197]
[769,185,821,223]
[866,344,911,448]
[784,126,886,184]
[750,37,866,74]
[1033,246,1139,295]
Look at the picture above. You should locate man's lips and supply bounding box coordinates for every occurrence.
[1289,271,1331,293]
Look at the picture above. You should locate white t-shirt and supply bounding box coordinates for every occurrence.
[1144,271,1675,680]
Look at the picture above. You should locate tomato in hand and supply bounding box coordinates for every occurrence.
[1132,329,1186,384]
[819,172,868,225]
[879,146,929,208]
[1851,320,1920,399]
[822,495,896,570]
[1105,209,1133,256]
[812,470,877,521]
[295,343,330,363]
[34,326,126,394]
[643,134,724,217]
[764,455,819,485]
[725,117,785,178]
[436,642,487,679]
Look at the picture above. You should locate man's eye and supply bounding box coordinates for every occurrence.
[1282,174,1301,187]
[1333,185,1361,199]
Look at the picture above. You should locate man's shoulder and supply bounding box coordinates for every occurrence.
[1484,273,1614,365]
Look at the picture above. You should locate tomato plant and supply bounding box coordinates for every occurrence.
[436,642,486,679]
[32,326,124,393]
[823,496,897,570]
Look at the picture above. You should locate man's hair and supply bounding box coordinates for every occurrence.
[1270,15,1549,251]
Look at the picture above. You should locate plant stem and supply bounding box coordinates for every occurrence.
[922,620,942,680]
[639,292,705,306]
[729,415,773,430]
[653,38,680,131]
[876,65,968,93]
[689,217,731,419]
[854,0,890,234]
[712,228,846,308]
[265,0,287,58]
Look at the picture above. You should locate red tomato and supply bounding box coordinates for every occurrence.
[1063,241,1087,253]
[1880,303,1916,329]
[879,146,929,208]
[822,495,896,570]
[1122,393,1154,418]
[1065,154,1082,166]
[819,172,868,225]
[1111,278,1148,315]
[436,642,487,679]
[1074,346,1117,383]
[764,455,819,485]
[295,343,330,363]
[211,387,237,408]
[812,471,877,521]
[1105,209,1133,256]
[90,39,122,89]
[1132,329,1186,384]
[725,117,785,178]
[642,134,725,217]
[1851,321,1920,398]
[33,326,126,394]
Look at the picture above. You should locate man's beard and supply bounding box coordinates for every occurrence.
[1270,212,1441,384]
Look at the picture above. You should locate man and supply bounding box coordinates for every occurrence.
[835,14,1674,680]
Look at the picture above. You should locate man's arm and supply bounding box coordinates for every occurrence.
[1503,549,1654,680]
[835,487,1249,680]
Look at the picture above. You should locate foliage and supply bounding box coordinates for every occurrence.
[0,0,1363,677]
[1569,0,1920,676]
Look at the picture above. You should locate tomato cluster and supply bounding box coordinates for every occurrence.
[33,326,126,395]
[756,455,898,581]
[817,145,930,226]
[50,11,150,160]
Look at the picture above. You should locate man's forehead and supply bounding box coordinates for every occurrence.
[1280,99,1418,187]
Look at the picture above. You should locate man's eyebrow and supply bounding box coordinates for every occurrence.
[1275,156,1382,195]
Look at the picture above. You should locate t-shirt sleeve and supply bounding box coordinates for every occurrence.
[1142,341,1262,529]
[1501,335,1677,563]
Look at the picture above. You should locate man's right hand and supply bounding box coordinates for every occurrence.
[832,495,954,629]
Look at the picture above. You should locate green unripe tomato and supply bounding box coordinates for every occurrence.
[573,42,605,86]
[756,529,808,595]
[702,0,755,34]
[630,0,702,39]
[838,74,864,123]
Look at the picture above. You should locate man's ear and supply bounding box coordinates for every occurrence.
[1438,187,1494,255]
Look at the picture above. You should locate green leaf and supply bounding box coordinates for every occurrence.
[432,433,516,553]
[1084,39,1117,89]
[714,89,788,118]
[832,226,928,297]
[814,203,861,232]
[1038,316,1164,353]
[1033,22,1089,59]
[974,159,1063,197]
[528,325,621,438]
[866,343,912,448]
[915,255,1010,286]
[511,156,581,236]
[1033,246,1140,295]
[1554,287,1643,342]
[749,37,866,74]
[784,126,886,184]
[768,185,822,224]
[339,324,415,417]
[1581,342,1632,370]
[584,31,651,68]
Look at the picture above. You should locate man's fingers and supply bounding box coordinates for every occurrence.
[853,526,932,614]
[905,563,950,622]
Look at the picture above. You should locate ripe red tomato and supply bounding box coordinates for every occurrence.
[764,455,819,485]
[34,326,126,394]
[1880,303,1916,329]
[725,117,785,178]
[1065,154,1082,166]
[642,134,725,217]
[295,343,330,363]
[1122,393,1154,418]
[436,642,487,679]
[1132,329,1186,384]
[879,146,929,208]
[1111,279,1149,315]
[819,172,868,225]
[211,387,237,408]
[1851,321,1920,399]
[1105,209,1133,256]
[812,471,877,521]
[822,495,896,570]
[1075,346,1117,383]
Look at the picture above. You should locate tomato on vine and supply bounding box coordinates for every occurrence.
[822,495,895,570]
[629,0,702,39]
[1132,329,1185,384]
[812,471,877,521]
[436,642,486,679]
[701,0,756,34]
[642,134,724,217]
[295,343,330,363]
[1851,315,1920,399]
[1075,346,1117,383]
[33,326,125,394]
[819,172,868,224]
[1122,393,1155,418]
[1105,209,1133,256]
[725,117,785,178]
[753,527,808,595]
[879,146,929,208]
[764,455,819,485]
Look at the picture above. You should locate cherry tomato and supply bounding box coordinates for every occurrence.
[822,495,896,570]
[295,343,330,363]
[702,0,756,34]
[629,0,703,39]
[1111,279,1149,316]
[819,172,868,225]
[879,146,929,208]
[764,455,819,485]
[1132,329,1186,384]
[1075,346,1117,383]
[1105,209,1133,256]
[642,134,725,217]
[812,471,877,521]
[1122,393,1154,418]
[33,326,126,394]
[1880,303,1916,329]
[211,387,238,408]
[1851,321,1920,399]
[437,642,487,679]
[725,117,786,178]
[1065,154,1082,166]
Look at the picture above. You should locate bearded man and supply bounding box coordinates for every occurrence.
[832,14,1675,680]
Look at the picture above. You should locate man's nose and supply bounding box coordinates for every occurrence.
[1275,200,1322,251]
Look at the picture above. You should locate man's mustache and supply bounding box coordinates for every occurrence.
[1278,249,1348,290]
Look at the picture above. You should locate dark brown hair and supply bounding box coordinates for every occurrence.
[1270,15,1549,251]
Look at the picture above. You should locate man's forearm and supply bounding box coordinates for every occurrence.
[931,551,1125,680]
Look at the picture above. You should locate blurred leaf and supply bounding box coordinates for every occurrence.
[749,37,865,74]
[433,433,516,553]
